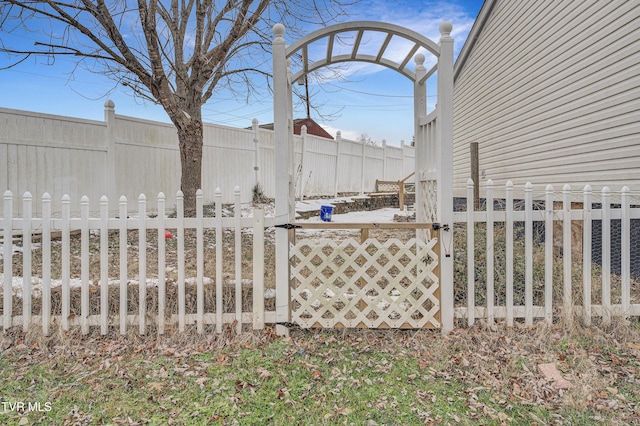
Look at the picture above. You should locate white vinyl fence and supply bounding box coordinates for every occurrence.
[1,189,275,335]
[454,180,640,326]
[3,180,639,335]
[0,104,414,216]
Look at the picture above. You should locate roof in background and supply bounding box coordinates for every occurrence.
[255,117,334,140]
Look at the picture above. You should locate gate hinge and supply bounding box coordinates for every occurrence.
[432,223,450,232]
[275,321,297,328]
[275,223,301,229]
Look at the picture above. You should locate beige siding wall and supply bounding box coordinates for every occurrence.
[453,0,640,199]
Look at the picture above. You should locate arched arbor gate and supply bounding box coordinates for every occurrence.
[272,21,454,334]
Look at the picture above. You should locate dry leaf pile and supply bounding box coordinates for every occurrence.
[1,320,639,425]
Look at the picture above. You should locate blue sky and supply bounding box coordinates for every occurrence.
[0,0,483,146]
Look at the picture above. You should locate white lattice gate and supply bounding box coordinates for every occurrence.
[273,21,455,333]
[289,224,441,329]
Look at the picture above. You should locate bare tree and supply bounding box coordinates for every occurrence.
[357,133,378,146]
[0,0,354,211]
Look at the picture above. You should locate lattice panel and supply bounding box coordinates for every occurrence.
[290,237,440,329]
[377,182,400,192]
[420,180,438,223]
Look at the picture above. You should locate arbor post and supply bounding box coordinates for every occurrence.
[437,22,455,333]
[273,24,293,336]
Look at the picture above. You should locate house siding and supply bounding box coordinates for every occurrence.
[453,0,640,198]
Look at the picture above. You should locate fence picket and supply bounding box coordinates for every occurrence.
[466,179,475,326]
[582,186,592,326]
[505,181,514,327]
[196,190,204,334]
[2,191,12,330]
[119,196,128,334]
[544,185,554,324]
[42,193,52,335]
[138,194,147,335]
[621,186,630,317]
[157,193,166,334]
[602,187,611,324]
[177,191,185,332]
[253,209,265,330]
[215,188,223,333]
[81,196,90,334]
[234,187,242,334]
[486,180,495,325]
[524,183,533,326]
[62,194,71,331]
[22,192,32,331]
[563,185,572,325]
[100,196,109,335]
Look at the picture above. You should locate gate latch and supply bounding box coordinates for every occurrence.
[275,223,301,229]
[432,223,450,232]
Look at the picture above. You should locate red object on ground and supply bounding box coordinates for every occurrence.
[165,230,173,239]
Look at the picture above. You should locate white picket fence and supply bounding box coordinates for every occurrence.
[1,188,275,335]
[454,180,640,326]
[3,180,640,335]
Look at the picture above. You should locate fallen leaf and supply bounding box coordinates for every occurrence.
[148,382,164,391]
[257,367,272,379]
[334,405,352,416]
[538,363,571,389]
[627,342,640,351]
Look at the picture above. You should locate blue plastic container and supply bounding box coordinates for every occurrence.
[320,205,334,222]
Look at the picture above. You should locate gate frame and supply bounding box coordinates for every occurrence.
[272,21,454,335]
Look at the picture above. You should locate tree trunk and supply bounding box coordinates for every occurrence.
[176,118,203,215]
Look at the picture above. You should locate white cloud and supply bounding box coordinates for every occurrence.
[320,124,361,141]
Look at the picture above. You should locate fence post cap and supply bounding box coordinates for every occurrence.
[439,21,453,36]
[273,23,285,37]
